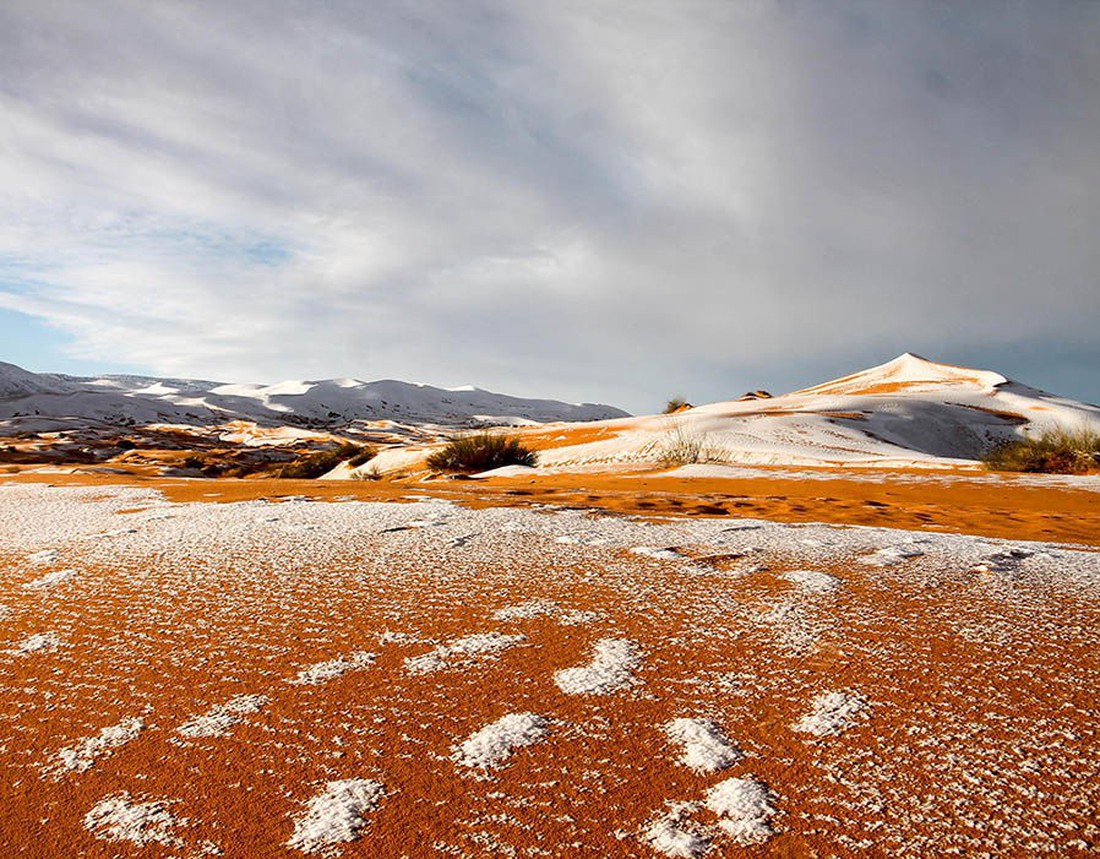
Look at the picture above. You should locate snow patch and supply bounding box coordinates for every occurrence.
[665,718,741,774]
[704,776,778,846]
[177,694,268,738]
[554,638,641,695]
[491,600,557,621]
[23,568,76,589]
[84,793,181,847]
[644,803,711,858]
[404,632,524,675]
[861,545,925,567]
[289,651,376,685]
[52,717,145,774]
[781,569,840,593]
[793,690,869,737]
[630,546,684,560]
[7,631,62,655]
[287,779,384,853]
[452,712,550,770]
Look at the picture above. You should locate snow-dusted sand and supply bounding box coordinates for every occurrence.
[1,480,1099,856]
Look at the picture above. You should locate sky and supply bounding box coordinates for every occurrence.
[1,0,1098,413]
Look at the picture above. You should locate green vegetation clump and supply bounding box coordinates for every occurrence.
[426,433,538,473]
[982,428,1100,474]
[277,443,365,479]
[663,397,688,414]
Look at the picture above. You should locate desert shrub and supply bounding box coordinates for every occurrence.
[982,427,1100,474]
[426,432,538,472]
[351,462,383,481]
[664,397,688,414]
[654,424,727,466]
[348,445,377,467]
[277,443,365,479]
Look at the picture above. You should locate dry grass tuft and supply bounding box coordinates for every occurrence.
[426,433,537,473]
[983,427,1100,474]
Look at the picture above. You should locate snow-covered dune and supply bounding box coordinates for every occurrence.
[520,354,1100,471]
[0,362,628,431]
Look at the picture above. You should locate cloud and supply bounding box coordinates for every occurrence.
[1,0,1098,411]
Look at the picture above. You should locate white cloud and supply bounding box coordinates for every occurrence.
[1,0,1098,410]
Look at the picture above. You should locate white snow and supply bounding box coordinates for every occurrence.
[452,712,550,769]
[630,546,685,560]
[781,569,841,593]
[491,600,557,621]
[644,804,711,858]
[664,718,742,774]
[287,779,385,853]
[289,651,376,685]
[404,632,525,674]
[554,638,641,695]
[177,693,268,738]
[53,717,145,774]
[23,568,76,589]
[7,631,61,655]
[792,690,869,737]
[704,776,778,846]
[27,549,59,565]
[861,545,926,567]
[84,793,180,847]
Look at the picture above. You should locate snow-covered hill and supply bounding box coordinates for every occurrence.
[0,362,629,431]
[494,354,1100,472]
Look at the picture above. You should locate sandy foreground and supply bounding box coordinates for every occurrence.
[1,474,1099,857]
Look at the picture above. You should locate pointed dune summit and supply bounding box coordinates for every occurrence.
[484,353,1100,473]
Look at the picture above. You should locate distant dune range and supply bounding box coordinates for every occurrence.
[0,361,628,429]
[2,354,1098,472]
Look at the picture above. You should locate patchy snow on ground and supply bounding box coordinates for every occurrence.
[289,651,376,685]
[554,638,641,695]
[52,717,145,775]
[23,568,76,589]
[287,779,384,854]
[26,548,59,565]
[644,803,711,858]
[861,545,926,567]
[630,546,685,560]
[782,569,841,593]
[83,793,181,847]
[664,718,742,774]
[404,632,525,674]
[177,694,268,738]
[452,712,550,770]
[7,630,61,656]
[793,690,869,737]
[491,600,557,621]
[704,776,778,846]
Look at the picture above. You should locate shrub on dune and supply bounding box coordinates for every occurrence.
[426,433,537,472]
[277,443,367,479]
[982,427,1100,474]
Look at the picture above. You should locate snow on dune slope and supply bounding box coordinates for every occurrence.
[518,354,1100,471]
[0,362,627,430]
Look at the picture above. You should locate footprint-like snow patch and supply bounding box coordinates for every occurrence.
[630,546,684,560]
[861,546,925,567]
[7,631,62,656]
[23,569,76,590]
[704,776,778,846]
[492,600,557,621]
[177,694,268,738]
[53,717,145,774]
[84,793,181,847]
[453,712,550,770]
[644,803,711,858]
[404,632,525,675]
[781,569,840,593]
[289,652,376,685]
[792,690,868,737]
[287,779,384,853]
[554,638,641,695]
[665,718,742,774]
